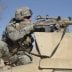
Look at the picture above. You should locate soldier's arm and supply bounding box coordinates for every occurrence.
[6,24,34,41]
[6,24,26,41]
[21,24,34,34]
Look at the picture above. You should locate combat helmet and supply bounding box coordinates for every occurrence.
[15,6,32,20]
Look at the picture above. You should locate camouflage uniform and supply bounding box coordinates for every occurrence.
[1,7,34,66]
[0,41,10,62]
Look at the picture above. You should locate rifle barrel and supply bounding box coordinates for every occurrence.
[34,20,72,26]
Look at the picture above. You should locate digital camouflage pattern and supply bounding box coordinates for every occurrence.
[6,20,34,41]
[15,7,32,20]
[0,6,34,66]
[0,41,10,61]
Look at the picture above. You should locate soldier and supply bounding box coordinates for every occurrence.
[1,6,34,66]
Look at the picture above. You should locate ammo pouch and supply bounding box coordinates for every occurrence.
[18,34,34,53]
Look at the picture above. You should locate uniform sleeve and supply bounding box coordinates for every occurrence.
[6,24,34,41]
[22,24,34,34]
[6,24,26,41]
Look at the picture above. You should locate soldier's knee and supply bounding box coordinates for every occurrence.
[18,55,32,65]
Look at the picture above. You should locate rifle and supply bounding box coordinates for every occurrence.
[34,16,72,27]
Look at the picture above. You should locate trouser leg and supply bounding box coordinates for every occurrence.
[16,52,32,66]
